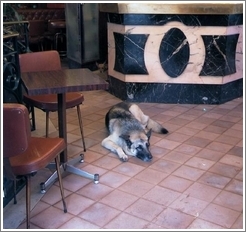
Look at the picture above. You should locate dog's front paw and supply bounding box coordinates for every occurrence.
[117,148,128,162]
[120,155,129,162]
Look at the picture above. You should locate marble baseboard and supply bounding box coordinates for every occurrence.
[108,76,243,104]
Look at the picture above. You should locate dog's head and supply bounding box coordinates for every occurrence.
[120,129,152,162]
[96,61,108,73]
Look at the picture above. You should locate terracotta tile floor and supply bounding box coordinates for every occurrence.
[4,88,244,229]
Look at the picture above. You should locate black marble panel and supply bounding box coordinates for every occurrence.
[200,34,239,76]
[112,30,239,78]
[107,13,243,26]
[108,75,127,100]
[114,32,148,74]
[159,28,190,78]
[107,12,242,105]
[108,76,243,104]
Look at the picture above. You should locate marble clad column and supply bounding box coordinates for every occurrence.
[100,3,243,104]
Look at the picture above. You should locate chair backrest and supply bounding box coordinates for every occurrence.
[19,50,61,73]
[3,103,31,158]
[28,20,47,37]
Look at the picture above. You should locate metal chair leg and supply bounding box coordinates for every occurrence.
[30,106,36,131]
[55,157,67,213]
[77,105,86,152]
[25,175,31,229]
[13,178,17,204]
[45,111,50,138]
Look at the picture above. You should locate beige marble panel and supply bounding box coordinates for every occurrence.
[108,22,243,85]
[100,3,243,14]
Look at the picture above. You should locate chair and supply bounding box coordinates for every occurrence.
[19,50,86,151]
[3,103,67,229]
[28,20,47,51]
[46,20,67,57]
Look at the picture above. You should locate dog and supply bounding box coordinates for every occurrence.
[95,61,108,73]
[101,102,168,162]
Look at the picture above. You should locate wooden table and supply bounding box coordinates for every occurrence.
[21,68,109,191]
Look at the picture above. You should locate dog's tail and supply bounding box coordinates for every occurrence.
[147,118,168,134]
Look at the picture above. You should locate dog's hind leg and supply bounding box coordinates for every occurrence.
[129,104,168,134]
[128,104,149,128]
[102,137,129,161]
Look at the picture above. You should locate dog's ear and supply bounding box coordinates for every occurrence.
[146,129,152,140]
[120,134,132,147]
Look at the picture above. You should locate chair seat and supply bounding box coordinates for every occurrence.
[23,92,84,111]
[9,137,66,175]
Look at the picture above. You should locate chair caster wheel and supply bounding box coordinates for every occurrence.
[40,182,46,193]
[94,174,99,184]
[80,153,84,163]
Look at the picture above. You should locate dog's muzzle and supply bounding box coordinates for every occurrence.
[136,150,153,162]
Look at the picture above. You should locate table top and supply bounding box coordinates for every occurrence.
[21,68,109,96]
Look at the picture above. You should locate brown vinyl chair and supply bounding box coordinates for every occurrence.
[19,50,86,151]
[3,103,67,229]
[28,20,47,51]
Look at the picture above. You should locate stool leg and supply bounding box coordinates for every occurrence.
[54,34,58,50]
[54,32,67,57]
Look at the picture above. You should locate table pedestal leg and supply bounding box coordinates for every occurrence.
[65,156,99,183]
[40,154,99,193]
[40,93,99,193]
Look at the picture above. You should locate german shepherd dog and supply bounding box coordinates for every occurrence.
[101,102,168,162]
